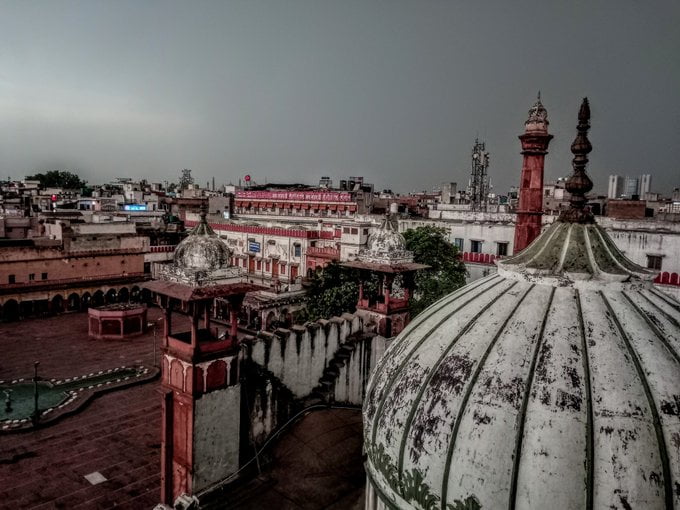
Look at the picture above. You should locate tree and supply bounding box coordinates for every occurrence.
[26,170,87,190]
[403,225,467,316]
[300,262,359,322]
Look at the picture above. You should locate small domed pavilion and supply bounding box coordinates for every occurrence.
[145,207,265,502]
[344,215,428,337]
[363,99,680,510]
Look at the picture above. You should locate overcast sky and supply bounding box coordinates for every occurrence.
[1,0,678,194]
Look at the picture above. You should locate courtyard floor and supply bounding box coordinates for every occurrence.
[0,310,366,510]
[0,310,163,509]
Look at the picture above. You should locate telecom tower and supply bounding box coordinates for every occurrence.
[469,139,490,211]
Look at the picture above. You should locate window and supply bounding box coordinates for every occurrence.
[363,228,369,235]
[343,227,350,234]
[8,274,15,284]
[647,255,663,270]
[256,260,262,270]
[497,242,509,257]
[281,264,286,275]
[470,240,482,253]
[41,272,48,280]
[454,238,464,251]
[294,244,301,257]
[29,273,36,281]
[351,228,358,235]
[266,262,271,272]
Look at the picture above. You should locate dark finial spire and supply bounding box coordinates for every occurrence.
[559,98,595,223]
[199,201,208,223]
[191,201,216,236]
[537,90,541,102]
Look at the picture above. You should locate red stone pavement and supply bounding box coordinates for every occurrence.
[0,311,366,509]
[0,310,164,509]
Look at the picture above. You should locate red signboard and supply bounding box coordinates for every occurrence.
[235,190,352,202]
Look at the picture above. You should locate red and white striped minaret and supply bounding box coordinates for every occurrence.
[513,94,553,254]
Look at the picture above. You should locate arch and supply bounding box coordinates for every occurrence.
[118,287,130,302]
[3,299,19,322]
[35,299,49,316]
[280,308,292,328]
[92,290,105,307]
[105,288,117,304]
[130,286,141,302]
[141,288,152,303]
[81,292,92,310]
[671,272,679,286]
[51,294,64,314]
[19,300,34,318]
[67,293,80,311]
[265,310,277,330]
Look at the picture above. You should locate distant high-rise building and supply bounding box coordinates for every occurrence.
[639,174,652,195]
[624,176,639,198]
[607,175,625,199]
[607,173,652,199]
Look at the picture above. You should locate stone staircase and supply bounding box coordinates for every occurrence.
[308,341,357,404]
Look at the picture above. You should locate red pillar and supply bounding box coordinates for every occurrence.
[227,295,244,341]
[513,96,553,254]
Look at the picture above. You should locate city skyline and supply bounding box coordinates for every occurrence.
[1,1,678,195]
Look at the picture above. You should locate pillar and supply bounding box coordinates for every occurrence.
[160,350,241,504]
[227,295,244,340]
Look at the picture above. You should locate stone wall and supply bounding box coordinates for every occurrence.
[241,313,388,448]
[248,314,361,398]
[333,334,388,405]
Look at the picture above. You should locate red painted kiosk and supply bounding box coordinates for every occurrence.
[88,303,147,340]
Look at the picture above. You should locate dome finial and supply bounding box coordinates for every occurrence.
[560,97,594,223]
[199,201,208,224]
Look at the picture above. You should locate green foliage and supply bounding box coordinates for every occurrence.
[26,170,87,190]
[299,261,360,322]
[403,226,467,316]
[401,469,440,509]
[366,441,482,510]
[447,496,482,510]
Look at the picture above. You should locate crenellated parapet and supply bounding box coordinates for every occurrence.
[244,314,362,398]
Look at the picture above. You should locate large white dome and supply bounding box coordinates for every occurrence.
[363,221,680,510]
[363,100,680,510]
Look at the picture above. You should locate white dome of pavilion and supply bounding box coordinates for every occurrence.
[358,216,414,265]
[173,209,230,272]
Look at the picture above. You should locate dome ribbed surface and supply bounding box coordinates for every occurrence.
[173,216,230,271]
[359,217,414,265]
[363,226,680,510]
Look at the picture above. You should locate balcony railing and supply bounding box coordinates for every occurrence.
[306,246,340,259]
[149,245,177,253]
[654,271,680,287]
[461,252,502,265]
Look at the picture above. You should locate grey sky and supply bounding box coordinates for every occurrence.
[1,0,678,194]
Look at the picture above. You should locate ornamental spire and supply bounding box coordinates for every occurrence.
[560,98,594,223]
[525,92,548,134]
[191,201,217,236]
